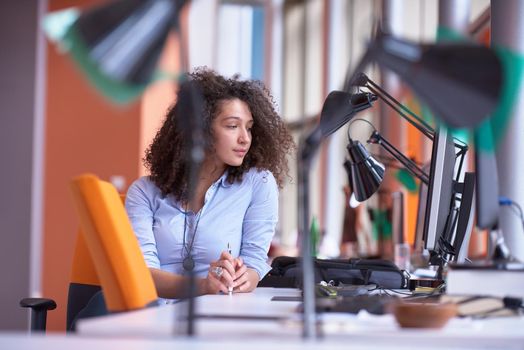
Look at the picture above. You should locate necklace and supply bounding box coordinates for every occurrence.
[182,210,202,272]
[180,180,221,272]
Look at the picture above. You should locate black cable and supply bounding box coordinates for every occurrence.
[511,202,524,227]
[499,196,524,234]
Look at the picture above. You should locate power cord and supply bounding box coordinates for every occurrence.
[499,196,524,233]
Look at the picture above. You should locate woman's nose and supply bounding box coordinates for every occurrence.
[239,128,251,143]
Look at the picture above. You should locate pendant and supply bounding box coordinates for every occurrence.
[183,256,195,272]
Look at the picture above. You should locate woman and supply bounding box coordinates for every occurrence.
[126,68,294,299]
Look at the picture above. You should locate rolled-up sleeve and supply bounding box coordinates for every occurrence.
[125,178,160,269]
[240,171,278,279]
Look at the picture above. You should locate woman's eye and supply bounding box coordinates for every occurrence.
[226,125,237,129]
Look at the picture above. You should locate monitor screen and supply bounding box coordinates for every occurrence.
[422,127,457,259]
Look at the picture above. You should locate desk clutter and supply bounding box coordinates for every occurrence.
[261,255,524,330]
[270,265,523,332]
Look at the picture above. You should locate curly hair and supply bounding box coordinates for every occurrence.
[144,68,295,202]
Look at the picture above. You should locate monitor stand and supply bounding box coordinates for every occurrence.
[490,229,519,263]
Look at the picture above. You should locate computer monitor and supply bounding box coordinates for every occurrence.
[422,126,457,266]
[474,126,500,231]
[418,125,477,267]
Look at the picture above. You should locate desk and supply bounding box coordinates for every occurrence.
[78,287,302,338]
[2,331,522,350]
[74,287,524,349]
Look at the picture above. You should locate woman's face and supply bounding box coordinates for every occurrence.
[209,98,253,168]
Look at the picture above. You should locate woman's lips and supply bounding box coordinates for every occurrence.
[233,149,247,156]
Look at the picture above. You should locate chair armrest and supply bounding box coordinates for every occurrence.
[20,298,57,331]
[20,298,57,311]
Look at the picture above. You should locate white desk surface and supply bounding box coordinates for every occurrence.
[2,332,522,350]
[71,287,524,349]
[78,287,302,338]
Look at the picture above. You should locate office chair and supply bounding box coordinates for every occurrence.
[21,174,159,332]
[69,174,159,314]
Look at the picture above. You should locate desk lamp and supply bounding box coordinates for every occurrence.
[352,73,469,183]
[297,92,375,337]
[327,74,473,264]
[299,32,504,338]
[345,132,385,202]
[339,85,476,277]
[345,119,429,197]
[346,118,474,271]
[352,73,476,266]
[352,74,518,265]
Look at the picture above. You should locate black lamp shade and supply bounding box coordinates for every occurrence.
[347,140,385,202]
[368,34,503,129]
[320,91,377,137]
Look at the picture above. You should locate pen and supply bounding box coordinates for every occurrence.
[228,242,233,295]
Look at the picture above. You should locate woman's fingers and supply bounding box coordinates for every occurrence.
[208,253,247,294]
[233,277,251,293]
[216,252,236,277]
[209,262,235,290]
[233,264,247,284]
[234,257,243,270]
[220,251,234,262]
[207,266,229,294]
[220,259,236,278]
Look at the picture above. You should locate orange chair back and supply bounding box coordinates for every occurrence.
[69,194,126,285]
[70,174,158,311]
[70,230,100,286]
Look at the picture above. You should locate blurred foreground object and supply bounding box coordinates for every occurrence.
[43,0,187,104]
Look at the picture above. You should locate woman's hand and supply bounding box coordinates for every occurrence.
[201,251,236,294]
[232,257,259,293]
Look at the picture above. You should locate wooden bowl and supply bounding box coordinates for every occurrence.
[389,302,457,329]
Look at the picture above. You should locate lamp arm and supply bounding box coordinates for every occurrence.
[365,84,435,140]
[359,73,469,153]
[368,131,430,185]
[355,73,435,139]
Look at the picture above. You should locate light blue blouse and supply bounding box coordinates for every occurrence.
[125,168,278,279]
